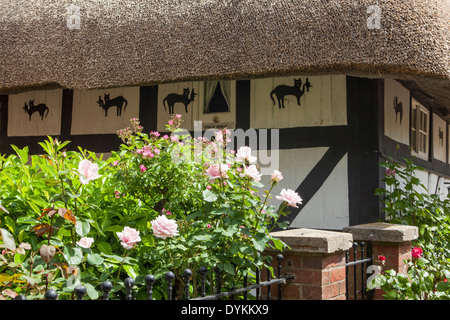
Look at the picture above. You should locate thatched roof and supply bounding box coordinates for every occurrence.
[0,0,448,113]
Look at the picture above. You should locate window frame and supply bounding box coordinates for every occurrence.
[410,98,430,160]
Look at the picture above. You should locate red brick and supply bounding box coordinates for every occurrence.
[282,284,301,300]
[302,285,322,300]
[323,282,339,299]
[301,255,323,269]
[330,266,346,283]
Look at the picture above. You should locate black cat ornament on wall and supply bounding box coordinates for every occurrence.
[97,94,128,117]
[163,88,197,115]
[23,100,49,121]
[270,78,312,109]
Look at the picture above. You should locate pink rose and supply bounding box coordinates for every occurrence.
[114,191,121,198]
[116,226,141,249]
[151,215,179,240]
[140,164,147,172]
[77,159,101,185]
[241,164,262,182]
[271,170,283,182]
[235,146,257,164]
[412,246,423,258]
[386,169,396,176]
[276,189,302,208]
[77,237,94,249]
[206,163,229,180]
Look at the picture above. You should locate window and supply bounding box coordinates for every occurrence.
[411,99,429,158]
[204,81,231,113]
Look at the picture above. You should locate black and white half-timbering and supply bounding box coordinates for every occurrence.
[0,75,449,231]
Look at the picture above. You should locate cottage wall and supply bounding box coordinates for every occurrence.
[1,75,446,231]
[382,79,450,199]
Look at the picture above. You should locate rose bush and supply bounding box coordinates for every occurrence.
[112,115,299,298]
[0,138,145,300]
[372,155,450,299]
[0,115,299,300]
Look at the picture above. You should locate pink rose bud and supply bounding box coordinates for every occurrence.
[77,237,94,249]
[140,164,147,172]
[116,226,141,249]
[207,185,212,190]
[77,159,101,185]
[206,163,229,181]
[271,170,283,182]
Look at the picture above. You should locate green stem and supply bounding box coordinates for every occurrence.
[254,182,275,231]
[114,249,130,285]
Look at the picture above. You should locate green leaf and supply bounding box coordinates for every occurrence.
[84,282,99,300]
[203,189,218,202]
[123,264,139,279]
[142,234,155,247]
[87,253,104,266]
[96,241,112,255]
[63,246,83,265]
[0,228,16,252]
[223,262,235,275]
[104,225,124,233]
[272,238,286,251]
[75,221,91,237]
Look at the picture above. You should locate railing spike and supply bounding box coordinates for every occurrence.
[100,281,113,300]
[165,271,175,300]
[183,269,193,300]
[124,277,135,300]
[74,285,87,300]
[199,267,207,297]
[145,275,156,300]
[44,289,58,300]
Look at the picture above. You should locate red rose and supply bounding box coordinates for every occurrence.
[378,255,386,262]
[411,246,423,259]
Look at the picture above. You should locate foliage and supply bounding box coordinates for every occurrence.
[372,154,450,299]
[113,116,295,298]
[0,115,297,300]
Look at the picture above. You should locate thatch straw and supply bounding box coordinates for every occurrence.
[0,0,448,110]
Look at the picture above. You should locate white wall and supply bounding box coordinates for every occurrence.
[250,75,347,128]
[8,89,62,136]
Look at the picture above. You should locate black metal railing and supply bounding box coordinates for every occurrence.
[345,241,374,300]
[14,254,294,300]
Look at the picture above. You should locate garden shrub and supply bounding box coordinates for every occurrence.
[372,155,450,299]
[0,115,300,300]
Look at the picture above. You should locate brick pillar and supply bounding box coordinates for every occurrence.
[265,228,352,300]
[343,222,419,300]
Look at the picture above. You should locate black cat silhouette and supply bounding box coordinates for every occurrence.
[439,127,444,146]
[163,88,197,114]
[270,78,312,109]
[97,94,128,117]
[23,100,49,120]
[393,96,403,124]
